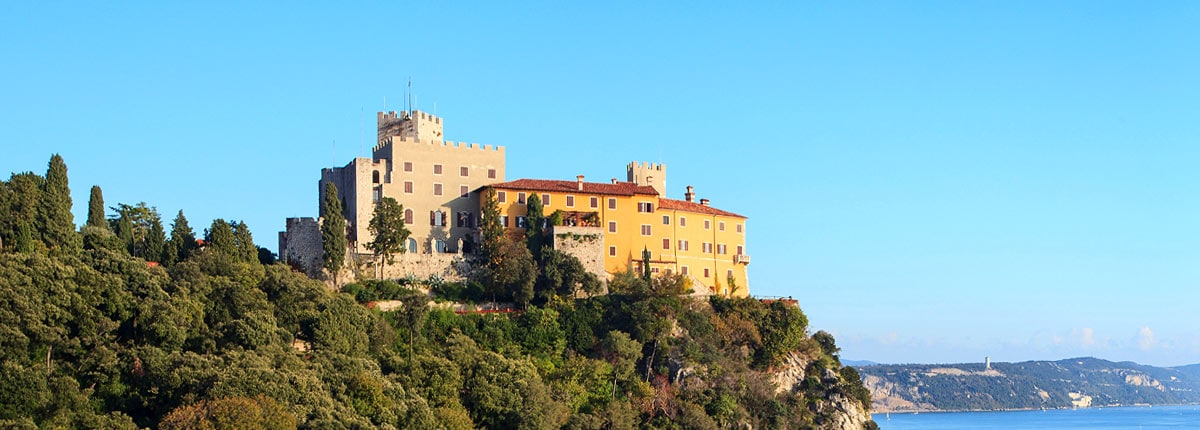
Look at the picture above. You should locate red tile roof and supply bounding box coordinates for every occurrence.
[490,179,659,196]
[657,198,746,218]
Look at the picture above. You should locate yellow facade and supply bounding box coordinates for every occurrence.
[488,178,749,297]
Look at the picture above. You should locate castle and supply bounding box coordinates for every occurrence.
[280,109,750,295]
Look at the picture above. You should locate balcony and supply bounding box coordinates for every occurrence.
[734,254,751,265]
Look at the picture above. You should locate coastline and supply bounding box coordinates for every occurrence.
[872,402,1200,415]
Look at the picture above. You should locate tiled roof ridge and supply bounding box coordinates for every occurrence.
[657,197,745,218]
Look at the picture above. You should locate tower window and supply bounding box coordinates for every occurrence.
[460,166,469,176]
[488,168,496,179]
[433,164,443,175]
[404,162,413,172]
[404,208,413,224]
[404,181,414,194]
[433,183,443,196]
[460,185,469,198]
[372,171,380,184]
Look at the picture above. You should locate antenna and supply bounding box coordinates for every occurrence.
[407,77,413,114]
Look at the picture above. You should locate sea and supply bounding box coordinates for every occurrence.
[873,405,1200,429]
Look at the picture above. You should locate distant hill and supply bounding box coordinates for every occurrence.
[859,357,1200,412]
[843,359,880,367]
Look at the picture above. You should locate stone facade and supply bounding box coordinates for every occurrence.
[550,225,607,290]
[278,217,323,277]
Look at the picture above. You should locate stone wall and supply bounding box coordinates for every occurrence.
[551,225,607,291]
[279,217,323,277]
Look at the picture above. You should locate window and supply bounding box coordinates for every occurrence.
[736,223,743,233]
[727,270,733,281]
[638,202,653,212]
[460,166,469,176]
[431,210,446,227]
[372,187,381,203]
[404,209,413,224]
[608,198,617,210]
[719,221,726,231]
[501,215,509,227]
[457,211,471,228]
[404,162,413,172]
[680,217,686,227]
[542,194,551,205]
[662,238,670,250]
[678,240,689,251]
[372,171,380,184]
[590,197,598,208]
[433,183,443,196]
[662,215,670,225]
[608,246,616,256]
[488,168,496,179]
[652,267,660,274]
[736,245,743,255]
[703,243,713,253]
[433,164,443,175]
[640,225,651,236]
[566,195,575,207]
[608,221,617,233]
[498,191,507,203]
[518,192,526,205]
[407,238,418,253]
[517,216,528,229]
[703,268,710,278]
[717,244,727,255]
[460,185,469,198]
[681,266,689,275]
[404,181,414,194]
[704,220,711,230]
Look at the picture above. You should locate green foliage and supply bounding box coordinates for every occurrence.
[87,185,107,229]
[479,187,504,264]
[367,197,410,274]
[0,172,44,253]
[38,154,79,252]
[320,182,347,278]
[165,210,197,265]
[524,193,546,259]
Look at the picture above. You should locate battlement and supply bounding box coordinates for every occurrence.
[377,109,443,125]
[626,161,665,171]
[373,136,505,155]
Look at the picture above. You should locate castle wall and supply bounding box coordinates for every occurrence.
[551,226,607,291]
[628,161,666,196]
[279,217,323,277]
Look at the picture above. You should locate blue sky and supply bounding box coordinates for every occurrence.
[3,2,1198,366]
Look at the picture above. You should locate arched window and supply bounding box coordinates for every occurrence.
[407,238,418,253]
[404,208,413,225]
[372,171,380,184]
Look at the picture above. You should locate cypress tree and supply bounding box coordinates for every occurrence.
[525,193,545,260]
[115,214,135,255]
[321,182,347,279]
[232,221,257,263]
[145,216,166,263]
[38,154,78,250]
[167,210,197,264]
[14,221,34,253]
[479,187,504,267]
[87,185,106,229]
[206,219,237,257]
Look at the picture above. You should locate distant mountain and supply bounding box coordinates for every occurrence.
[843,359,880,367]
[859,357,1200,412]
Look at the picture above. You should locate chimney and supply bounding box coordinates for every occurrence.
[576,175,584,191]
[699,198,710,206]
[611,178,618,184]
[685,186,695,202]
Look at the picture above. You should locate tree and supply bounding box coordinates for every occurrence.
[166,210,197,265]
[86,185,106,229]
[320,182,347,281]
[479,188,504,266]
[524,193,546,259]
[367,197,410,277]
[110,202,163,258]
[492,240,536,307]
[641,248,651,281]
[206,219,237,257]
[232,221,257,263]
[145,215,167,263]
[38,154,78,251]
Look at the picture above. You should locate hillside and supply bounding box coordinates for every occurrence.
[0,155,878,429]
[858,357,1200,412]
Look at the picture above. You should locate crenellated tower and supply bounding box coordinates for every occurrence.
[627,161,666,196]
[377,109,444,144]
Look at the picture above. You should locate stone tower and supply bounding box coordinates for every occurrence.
[627,161,666,196]
[377,110,445,143]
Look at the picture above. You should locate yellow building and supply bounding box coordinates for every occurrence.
[488,171,749,296]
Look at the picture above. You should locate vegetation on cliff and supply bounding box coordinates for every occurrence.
[0,155,875,429]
